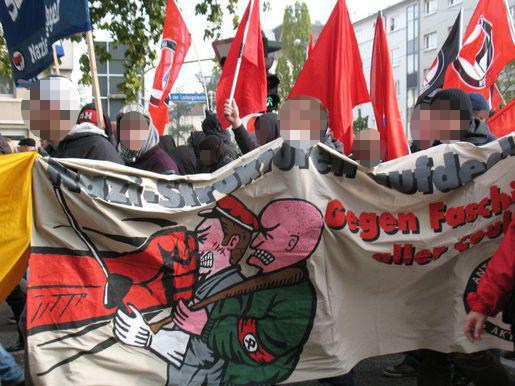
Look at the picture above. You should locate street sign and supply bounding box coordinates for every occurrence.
[169,93,207,103]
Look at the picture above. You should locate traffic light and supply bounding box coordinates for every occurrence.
[267,74,280,112]
[262,32,281,112]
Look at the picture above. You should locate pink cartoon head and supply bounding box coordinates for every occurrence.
[247,199,324,273]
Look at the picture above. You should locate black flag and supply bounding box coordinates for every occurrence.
[416,10,462,105]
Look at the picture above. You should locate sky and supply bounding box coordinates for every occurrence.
[73,0,402,100]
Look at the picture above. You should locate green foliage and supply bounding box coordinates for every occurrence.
[353,110,369,134]
[168,101,196,143]
[0,0,270,102]
[496,61,514,106]
[276,2,311,103]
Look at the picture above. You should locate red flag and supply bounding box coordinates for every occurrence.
[370,14,409,161]
[487,98,515,137]
[149,0,191,136]
[308,33,315,58]
[443,0,515,100]
[216,0,267,129]
[289,0,370,153]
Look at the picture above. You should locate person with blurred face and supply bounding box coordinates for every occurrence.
[116,104,179,174]
[17,138,36,153]
[409,88,496,154]
[468,92,491,122]
[351,129,384,168]
[279,96,328,150]
[20,75,122,163]
[21,76,81,146]
[197,135,236,173]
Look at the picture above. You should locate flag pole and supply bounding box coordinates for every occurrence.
[52,44,61,75]
[86,30,105,130]
[174,0,210,113]
[229,0,255,102]
[459,7,464,50]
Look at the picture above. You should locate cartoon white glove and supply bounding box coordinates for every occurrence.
[149,329,191,368]
[114,304,152,349]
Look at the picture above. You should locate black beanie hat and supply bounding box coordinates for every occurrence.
[429,88,473,123]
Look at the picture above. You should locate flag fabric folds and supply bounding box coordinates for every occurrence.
[488,98,515,137]
[0,153,38,303]
[216,0,267,129]
[289,0,370,153]
[0,0,92,84]
[443,0,515,100]
[370,14,409,161]
[417,10,462,105]
[149,0,192,136]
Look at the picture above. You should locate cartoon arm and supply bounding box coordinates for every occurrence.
[113,305,190,368]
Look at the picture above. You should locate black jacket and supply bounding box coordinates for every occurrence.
[462,119,497,146]
[130,145,179,175]
[56,123,124,164]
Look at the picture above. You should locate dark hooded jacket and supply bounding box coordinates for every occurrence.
[198,135,236,173]
[130,145,179,175]
[55,123,124,164]
[168,145,198,175]
[232,113,280,154]
[464,118,497,145]
[159,135,176,155]
[202,111,238,159]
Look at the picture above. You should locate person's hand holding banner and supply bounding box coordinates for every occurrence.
[464,311,487,342]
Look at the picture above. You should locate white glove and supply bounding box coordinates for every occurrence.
[113,305,152,349]
[149,329,191,368]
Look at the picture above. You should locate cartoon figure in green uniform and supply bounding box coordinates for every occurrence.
[172,199,324,385]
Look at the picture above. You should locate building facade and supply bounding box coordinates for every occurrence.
[352,0,515,137]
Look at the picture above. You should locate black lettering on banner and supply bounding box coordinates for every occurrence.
[156,180,184,209]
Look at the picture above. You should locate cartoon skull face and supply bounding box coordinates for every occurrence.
[247,200,324,273]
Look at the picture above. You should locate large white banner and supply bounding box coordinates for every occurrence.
[27,135,514,385]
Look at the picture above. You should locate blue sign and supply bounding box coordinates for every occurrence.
[169,93,207,103]
[0,0,92,84]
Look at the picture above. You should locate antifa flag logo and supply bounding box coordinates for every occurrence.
[421,52,445,94]
[452,16,494,89]
[12,51,25,72]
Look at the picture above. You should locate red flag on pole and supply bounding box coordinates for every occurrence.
[487,98,515,137]
[370,13,409,161]
[288,0,370,153]
[308,33,315,58]
[443,0,515,100]
[216,0,267,129]
[149,0,191,136]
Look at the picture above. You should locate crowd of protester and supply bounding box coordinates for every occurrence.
[0,75,513,386]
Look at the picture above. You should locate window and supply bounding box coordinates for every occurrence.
[0,76,13,95]
[424,32,438,50]
[391,48,400,66]
[448,0,462,7]
[424,0,437,15]
[355,29,364,44]
[395,80,400,96]
[389,17,396,31]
